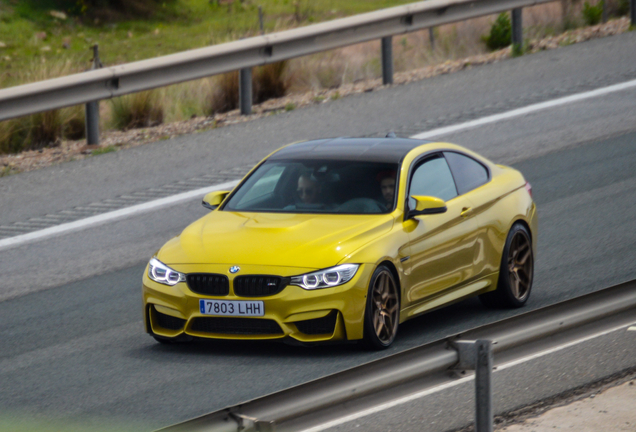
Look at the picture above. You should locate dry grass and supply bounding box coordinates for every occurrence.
[110,90,164,130]
[205,71,240,115]
[0,59,86,154]
[254,61,292,103]
[1,0,630,155]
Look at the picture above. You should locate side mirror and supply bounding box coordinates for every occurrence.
[408,195,447,219]
[202,191,230,210]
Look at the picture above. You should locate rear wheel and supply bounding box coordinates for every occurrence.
[363,266,400,349]
[480,223,533,308]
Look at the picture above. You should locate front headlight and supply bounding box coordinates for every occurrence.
[148,258,186,286]
[290,264,359,290]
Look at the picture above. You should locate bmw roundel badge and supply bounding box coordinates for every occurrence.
[229,266,240,274]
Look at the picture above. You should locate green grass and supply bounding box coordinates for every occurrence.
[91,144,117,155]
[0,165,18,177]
[0,0,415,88]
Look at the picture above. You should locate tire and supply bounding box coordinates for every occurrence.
[363,265,400,349]
[480,222,534,308]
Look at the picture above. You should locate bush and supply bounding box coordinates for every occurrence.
[0,119,29,155]
[110,91,164,130]
[582,1,604,25]
[483,13,512,51]
[71,0,175,19]
[205,62,291,115]
[34,0,177,20]
[205,71,240,115]
[254,61,290,103]
[615,0,630,16]
[29,110,64,149]
[63,105,86,140]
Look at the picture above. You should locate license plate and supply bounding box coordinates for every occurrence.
[199,299,264,317]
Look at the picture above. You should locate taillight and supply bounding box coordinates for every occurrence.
[525,181,532,198]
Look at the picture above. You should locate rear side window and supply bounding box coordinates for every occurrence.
[444,152,489,195]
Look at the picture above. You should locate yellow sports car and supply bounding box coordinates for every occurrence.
[142,137,536,349]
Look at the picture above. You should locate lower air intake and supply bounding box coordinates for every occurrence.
[191,317,283,335]
[295,311,338,335]
[154,309,186,331]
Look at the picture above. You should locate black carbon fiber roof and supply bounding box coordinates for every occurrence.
[269,137,432,163]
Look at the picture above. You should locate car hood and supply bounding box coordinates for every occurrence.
[157,211,394,269]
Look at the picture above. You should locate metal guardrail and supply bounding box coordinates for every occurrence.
[159,279,636,432]
[0,0,564,123]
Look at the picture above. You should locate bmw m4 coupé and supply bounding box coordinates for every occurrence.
[142,137,536,349]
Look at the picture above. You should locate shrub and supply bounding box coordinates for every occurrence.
[483,13,512,51]
[582,1,604,25]
[0,59,86,154]
[615,0,630,16]
[110,91,164,130]
[254,61,290,103]
[28,110,64,149]
[0,104,87,155]
[0,119,29,155]
[63,105,86,140]
[205,71,240,115]
[204,62,291,115]
[57,0,177,20]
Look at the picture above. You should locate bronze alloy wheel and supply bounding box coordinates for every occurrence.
[479,223,534,308]
[370,268,399,346]
[507,230,533,301]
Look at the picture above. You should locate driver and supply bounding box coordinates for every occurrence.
[377,170,397,209]
[297,173,322,204]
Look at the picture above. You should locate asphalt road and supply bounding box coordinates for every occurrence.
[1,32,636,431]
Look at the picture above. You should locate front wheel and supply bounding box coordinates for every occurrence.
[480,223,534,308]
[363,265,400,349]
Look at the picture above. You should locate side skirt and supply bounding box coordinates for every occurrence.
[399,272,499,323]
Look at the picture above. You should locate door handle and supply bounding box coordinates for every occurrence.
[461,207,473,218]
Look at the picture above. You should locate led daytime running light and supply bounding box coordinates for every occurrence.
[291,264,359,290]
[148,258,186,286]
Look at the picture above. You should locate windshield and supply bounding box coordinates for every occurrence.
[223,160,399,214]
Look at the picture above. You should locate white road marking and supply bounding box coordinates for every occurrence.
[410,78,636,140]
[0,180,238,251]
[3,77,636,251]
[299,322,632,432]
[628,326,636,331]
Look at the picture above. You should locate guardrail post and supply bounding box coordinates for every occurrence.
[258,6,264,34]
[511,8,523,56]
[429,27,435,50]
[602,0,608,23]
[631,0,636,26]
[381,36,393,85]
[475,340,493,432]
[85,44,102,145]
[239,67,252,116]
[453,339,494,432]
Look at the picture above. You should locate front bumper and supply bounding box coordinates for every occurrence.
[142,263,373,343]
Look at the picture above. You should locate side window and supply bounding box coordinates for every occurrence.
[444,152,489,195]
[409,156,458,208]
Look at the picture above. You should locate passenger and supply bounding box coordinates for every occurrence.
[377,170,397,209]
[297,173,322,205]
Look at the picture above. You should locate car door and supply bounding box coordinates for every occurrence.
[443,151,498,279]
[401,154,481,310]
